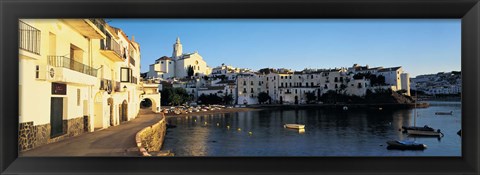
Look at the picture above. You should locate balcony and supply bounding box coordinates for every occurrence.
[100,38,124,62]
[114,81,121,92]
[19,20,41,55]
[129,55,136,66]
[100,78,113,94]
[47,56,98,85]
[62,19,106,39]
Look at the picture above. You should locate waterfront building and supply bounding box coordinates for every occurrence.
[410,71,461,95]
[146,37,212,80]
[18,19,149,152]
[236,65,408,105]
[348,64,410,95]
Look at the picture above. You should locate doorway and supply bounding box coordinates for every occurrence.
[120,100,128,122]
[50,97,64,137]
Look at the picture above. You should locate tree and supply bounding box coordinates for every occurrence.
[257,92,271,104]
[160,87,191,106]
[187,65,194,78]
[160,87,174,105]
[305,92,316,104]
[203,75,209,81]
[396,89,408,94]
[198,94,223,105]
[170,93,182,106]
[223,94,234,105]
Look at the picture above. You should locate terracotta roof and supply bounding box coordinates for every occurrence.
[378,66,402,72]
[156,56,172,61]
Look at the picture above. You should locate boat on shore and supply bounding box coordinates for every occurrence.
[284,124,305,129]
[435,111,453,115]
[386,140,427,150]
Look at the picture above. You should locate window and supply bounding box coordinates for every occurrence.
[281,82,284,87]
[311,75,313,79]
[295,89,297,94]
[161,61,164,64]
[251,88,254,93]
[289,83,292,87]
[169,61,172,64]
[120,67,131,82]
[243,81,246,86]
[289,76,292,79]
[306,83,309,87]
[335,84,338,89]
[251,81,253,85]
[243,88,247,93]
[35,65,39,78]
[311,82,314,87]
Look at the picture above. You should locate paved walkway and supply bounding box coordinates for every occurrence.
[20,109,163,157]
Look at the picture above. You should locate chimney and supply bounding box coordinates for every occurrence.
[131,35,135,42]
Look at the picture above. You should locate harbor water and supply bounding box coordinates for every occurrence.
[162,101,461,156]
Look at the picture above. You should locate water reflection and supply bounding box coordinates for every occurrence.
[163,101,461,156]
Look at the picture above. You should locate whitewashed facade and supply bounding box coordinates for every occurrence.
[147,38,211,80]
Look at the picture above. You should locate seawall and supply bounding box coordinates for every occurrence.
[135,113,167,156]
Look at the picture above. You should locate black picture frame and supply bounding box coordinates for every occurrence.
[1,0,479,174]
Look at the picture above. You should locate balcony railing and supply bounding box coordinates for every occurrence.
[114,81,121,92]
[129,55,136,66]
[100,78,113,93]
[88,19,106,33]
[132,76,138,84]
[19,20,41,55]
[100,38,122,57]
[48,56,97,77]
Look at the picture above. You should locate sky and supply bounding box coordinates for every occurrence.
[108,19,461,77]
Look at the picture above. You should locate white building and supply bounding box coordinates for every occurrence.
[147,37,211,80]
[18,19,147,152]
[236,65,409,105]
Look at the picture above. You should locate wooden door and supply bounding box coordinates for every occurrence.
[50,97,64,137]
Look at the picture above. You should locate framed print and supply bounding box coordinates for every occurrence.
[1,0,479,174]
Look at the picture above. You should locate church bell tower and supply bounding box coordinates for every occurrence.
[172,37,183,59]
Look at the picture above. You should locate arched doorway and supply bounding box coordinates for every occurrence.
[294,96,299,104]
[140,98,153,109]
[120,100,128,123]
[107,98,114,126]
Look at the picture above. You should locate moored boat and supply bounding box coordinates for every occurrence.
[407,129,443,137]
[401,125,435,133]
[284,124,305,129]
[386,140,427,150]
[435,111,453,115]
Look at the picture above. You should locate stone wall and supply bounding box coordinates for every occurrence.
[19,116,87,152]
[135,114,166,156]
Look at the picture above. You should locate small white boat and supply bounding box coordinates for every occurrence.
[284,124,305,129]
[407,129,443,137]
